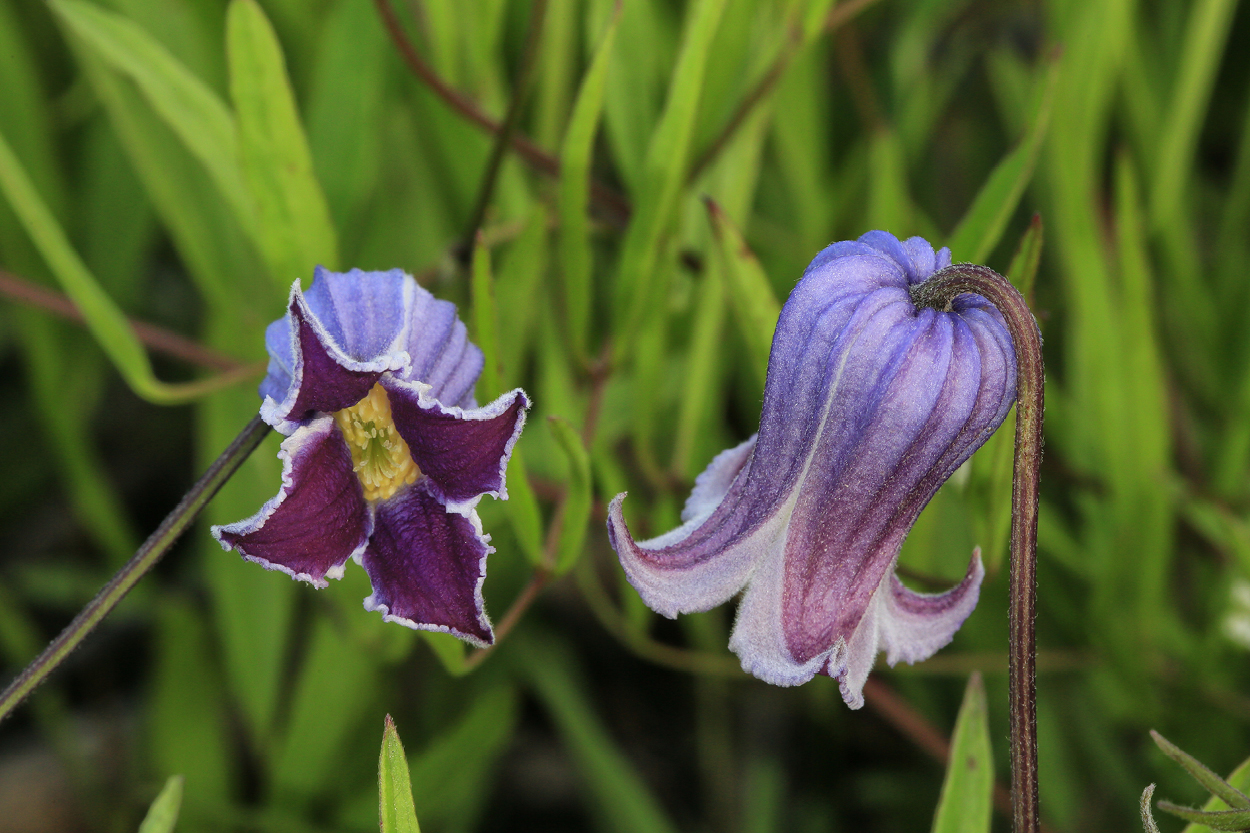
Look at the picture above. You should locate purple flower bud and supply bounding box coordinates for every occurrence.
[608,232,1016,705]
[213,267,529,646]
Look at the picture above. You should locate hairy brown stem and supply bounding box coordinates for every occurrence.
[910,264,1044,833]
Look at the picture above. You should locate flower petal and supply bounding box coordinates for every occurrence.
[303,266,412,362]
[401,289,484,408]
[609,436,769,618]
[384,380,528,512]
[360,481,494,646]
[212,416,370,587]
[261,280,412,431]
[826,551,984,708]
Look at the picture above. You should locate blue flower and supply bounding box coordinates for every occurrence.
[608,232,1016,705]
[213,267,528,646]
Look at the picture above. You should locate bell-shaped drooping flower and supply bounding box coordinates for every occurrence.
[213,267,528,646]
[608,232,1016,706]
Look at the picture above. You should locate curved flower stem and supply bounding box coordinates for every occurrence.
[910,264,1044,833]
[0,416,272,724]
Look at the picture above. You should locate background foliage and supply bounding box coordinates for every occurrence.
[0,0,1247,830]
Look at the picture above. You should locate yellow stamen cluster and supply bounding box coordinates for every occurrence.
[333,383,420,502]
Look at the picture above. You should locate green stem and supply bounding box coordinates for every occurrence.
[0,416,272,724]
[910,264,1044,833]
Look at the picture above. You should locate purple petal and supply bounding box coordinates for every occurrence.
[400,290,484,408]
[828,552,984,709]
[608,230,1016,695]
[384,380,528,512]
[303,266,412,362]
[360,481,493,646]
[261,281,410,431]
[212,416,371,587]
[609,436,765,617]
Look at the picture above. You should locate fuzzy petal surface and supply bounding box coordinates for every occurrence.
[608,231,1016,703]
[385,379,529,513]
[212,416,370,587]
[361,481,494,646]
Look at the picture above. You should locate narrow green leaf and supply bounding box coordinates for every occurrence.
[549,416,592,574]
[48,0,251,228]
[137,775,184,833]
[1181,752,1250,833]
[1160,803,1250,831]
[1005,213,1044,303]
[559,4,620,364]
[515,634,681,833]
[421,631,468,677]
[0,127,240,404]
[379,716,422,833]
[1152,731,1250,810]
[613,0,729,362]
[866,129,913,234]
[931,673,993,833]
[504,445,545,567]
[948,59,1057,264]
[272,617,379,803]
[1149,0,1239,232]
[706,198,779,389]
[409,685,519,830]
[470,234,503,400]
[227,0,339,288]
[671,254,726,478]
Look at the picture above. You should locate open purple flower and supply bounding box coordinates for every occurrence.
[608,232,1016,705]
[212,267,528,646]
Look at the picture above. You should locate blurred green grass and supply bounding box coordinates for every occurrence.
[0,0,1246,830]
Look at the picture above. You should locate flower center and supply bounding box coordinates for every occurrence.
[333,383,420,502]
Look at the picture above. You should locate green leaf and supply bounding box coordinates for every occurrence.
[930,672,993,833]
[470,234,503,400]
[409,684,519,830]
[558,3,619,364]
[515,633,681,833]
[227,0,339,287]
[504,444,546,568]
[1149,0,1240,233]
[671,250,726,478]
[137,775,184,833]
[379,715,422,833]
[1005,213,1044,303]
[1181,752,1250,833]
[706,198,779,390]
[272,617,379,803]
[613,0,729,363]
[48,0,251,230]
[1160,803,1250,831]
[947,58,1057,264]
[421,631,468,677]
[549,416,592,574]
[1152,731,1250,810]
[0,127,240,405]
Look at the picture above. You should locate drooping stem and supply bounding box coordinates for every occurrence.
[0,416,272,724]
[910,263,1044,833]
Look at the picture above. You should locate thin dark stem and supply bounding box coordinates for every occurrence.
[460,0,549,261]
[686,0,884,184]
[910,264,1044,833]
[862,678,1057,833]
[0,268,246,372]
[0,416,272,724]
[373,0,630,225]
